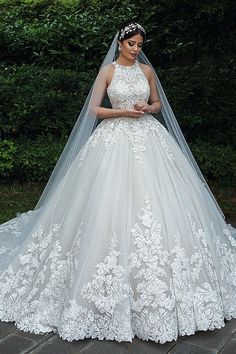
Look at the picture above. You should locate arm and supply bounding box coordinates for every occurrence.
[135,64,162,114]
[147,67,162,113]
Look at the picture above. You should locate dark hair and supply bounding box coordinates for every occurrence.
[118,21,146,42]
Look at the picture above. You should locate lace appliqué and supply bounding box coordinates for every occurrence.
[128,195,236,341]
[186,210,236,322]
[210,221,236,319]
[97,118,149,166]
[60,298,133,342]
[128,193,178,343]
[107,61,150,111]
[0,222,83,333]
[81,234,129,314]
[77,115,174,168]
[0,194,235,343]
[60,233,134,342]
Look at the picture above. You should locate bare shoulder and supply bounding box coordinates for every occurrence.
[139,63,153,80]
[97,63,115,86]
[99,63,115,75]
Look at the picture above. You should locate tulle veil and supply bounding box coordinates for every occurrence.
[34,32,225,220]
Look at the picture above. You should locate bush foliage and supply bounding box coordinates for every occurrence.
[0,64,92,138]
[0,0,235,181]
[0,137,65,181]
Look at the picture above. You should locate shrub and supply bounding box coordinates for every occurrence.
[0,136,65,181]
[14,135,65,181]
[0,64,93,138]
[0,139,17,177]
[190,141,236,181]
[0,0,235,182]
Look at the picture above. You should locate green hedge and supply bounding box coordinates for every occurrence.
[0,0,235,181]
[0,64,93,138]
[0,0,235,144]
[0,137,65,181]
[0,0,234,70]
[157,60,236,145]
[190,141,236,181]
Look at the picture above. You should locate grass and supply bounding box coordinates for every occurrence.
[208,180,236,222]
[0,181,45,224]
[0,180,235,225]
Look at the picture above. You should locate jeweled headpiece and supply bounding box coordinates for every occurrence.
[119,23,146,41]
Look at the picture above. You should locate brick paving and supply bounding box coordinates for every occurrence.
[0,221,235,354]
[0,319,235,354]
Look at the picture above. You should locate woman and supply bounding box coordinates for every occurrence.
[0,21,235,344]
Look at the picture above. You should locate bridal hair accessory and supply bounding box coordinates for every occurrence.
[119,22,146,40]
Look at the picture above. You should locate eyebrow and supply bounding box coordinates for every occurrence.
[128,40,143,44]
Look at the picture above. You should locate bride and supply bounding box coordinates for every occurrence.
[0,21,235,344]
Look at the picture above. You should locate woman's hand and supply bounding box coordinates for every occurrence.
[124,109,145,118]
[134,101,150,113]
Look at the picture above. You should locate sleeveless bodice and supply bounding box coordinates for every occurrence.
[107,60,150,110]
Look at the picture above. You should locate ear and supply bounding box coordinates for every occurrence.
[118,40,122,47]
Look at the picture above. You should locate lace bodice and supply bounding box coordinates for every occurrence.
[88,60,172,167]
[107,60,150,110]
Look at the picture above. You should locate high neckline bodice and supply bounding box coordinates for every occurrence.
[112,60,139,69]
[107,59,150,111]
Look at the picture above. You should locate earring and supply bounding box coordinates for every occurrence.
[118,45,122,51]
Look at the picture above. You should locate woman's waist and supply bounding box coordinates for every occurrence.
[98,114,159,128]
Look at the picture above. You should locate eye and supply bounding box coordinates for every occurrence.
[128,41,143,48]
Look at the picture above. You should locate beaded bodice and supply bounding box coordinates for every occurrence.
[107,60,150,110]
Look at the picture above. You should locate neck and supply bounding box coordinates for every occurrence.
[116,54,136,67]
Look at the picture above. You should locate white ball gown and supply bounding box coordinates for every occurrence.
[0,60,235,344]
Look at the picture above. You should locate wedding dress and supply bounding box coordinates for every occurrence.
[0,59,235,344]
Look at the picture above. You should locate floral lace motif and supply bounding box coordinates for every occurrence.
[77,115,174,167]
[0,193,235,343]
[80,234,130,314]
[60,234,134,342]
[107,61,150,111]
[128,193,178,342]
[0,221,83,333]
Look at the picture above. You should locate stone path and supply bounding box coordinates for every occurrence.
[0,221,235,354]
[0,319,236,354]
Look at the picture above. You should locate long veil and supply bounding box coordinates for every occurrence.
[34,32,225,219]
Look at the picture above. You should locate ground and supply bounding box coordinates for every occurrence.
[0,317,235,354]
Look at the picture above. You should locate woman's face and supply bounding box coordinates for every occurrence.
[119,33,144,61]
